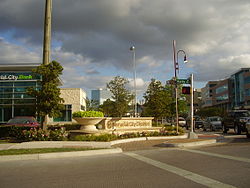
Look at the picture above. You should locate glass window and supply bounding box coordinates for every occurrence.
[216,85,228,94]
[0,82,13,86]
[14,82,37,86]
[0,99,12,104]
[0,94,13,98]
[0,88,13,92]
[244,76,250,84]
[14,88,27,92]
[14,99,36,104]
[53,104,72,122]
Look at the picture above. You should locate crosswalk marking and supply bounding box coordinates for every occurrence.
[125,152,236,188]
[182,149,250,163]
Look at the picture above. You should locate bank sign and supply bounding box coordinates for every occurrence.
[0,74,33,80]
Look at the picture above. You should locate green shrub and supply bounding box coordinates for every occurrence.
[72,111,104,118]
[71,134,117,142]
[14,127,68,141]
[48,124,81,131]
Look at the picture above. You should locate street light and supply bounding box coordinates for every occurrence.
[130,46,137,117]
[173,40,187,133]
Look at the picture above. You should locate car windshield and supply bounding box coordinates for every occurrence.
[239,112,250,117]
[8,118,32,124]
[210,117,221,121]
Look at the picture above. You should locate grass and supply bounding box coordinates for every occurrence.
[0,147,102,156]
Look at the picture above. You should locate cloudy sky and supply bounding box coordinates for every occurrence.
[1,0,250,98]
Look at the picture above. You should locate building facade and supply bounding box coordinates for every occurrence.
[201,68,250,111]
[0,64,86,124]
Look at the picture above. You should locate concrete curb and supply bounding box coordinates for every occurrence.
[110,134,188,145]
[163,139,217,148]
[0,148,123,162]
[6,141,111,150]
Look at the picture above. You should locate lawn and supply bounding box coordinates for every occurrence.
[0,147,101,156]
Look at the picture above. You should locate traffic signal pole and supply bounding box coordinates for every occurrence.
[188,73,198,139]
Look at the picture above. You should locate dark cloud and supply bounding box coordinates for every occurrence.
[1,0,250,89]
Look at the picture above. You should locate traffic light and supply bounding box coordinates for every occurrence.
[182,86,191,94]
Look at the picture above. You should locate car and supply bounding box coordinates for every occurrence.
[178,117,186,127]
[245,119,250,138]
[5,116,40,127]
[222,110,250,135]
[186,116,204,129]
[203,116,222,131]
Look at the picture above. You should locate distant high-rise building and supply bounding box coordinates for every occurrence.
[91,88,112,105]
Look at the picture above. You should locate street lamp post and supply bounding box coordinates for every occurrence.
[130,46,137,117]
[173,40,187,133]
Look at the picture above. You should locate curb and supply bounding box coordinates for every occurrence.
[0,148,123,162]
[162,139,217,148]
[110,134,188,145]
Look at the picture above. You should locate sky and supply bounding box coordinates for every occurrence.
[0,0,250,99]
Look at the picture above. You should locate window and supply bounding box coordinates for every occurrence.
[216,84,228,94]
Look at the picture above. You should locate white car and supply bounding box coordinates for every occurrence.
[178,117,186,127]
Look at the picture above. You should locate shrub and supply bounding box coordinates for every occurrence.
[14,127,68,141]
[48,124,81,131]
[71,134,117,142]
[72,111,104,118]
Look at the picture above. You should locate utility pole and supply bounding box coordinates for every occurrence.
[43,0,52,65]
[42,0,52,129]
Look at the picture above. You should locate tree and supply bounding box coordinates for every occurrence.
[100,99,116,117]
[196,107,225,118]
[27,61,64,129]
[106,76,133,117]
[86,98,100,111]
[142,79,188,121]
[142,79,172,120]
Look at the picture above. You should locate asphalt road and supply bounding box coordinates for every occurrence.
[0,136,250,188]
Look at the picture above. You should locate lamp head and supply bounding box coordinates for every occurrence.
[130,46,135,51]
[184,55,188,63]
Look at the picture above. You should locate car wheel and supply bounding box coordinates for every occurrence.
[210,125,214,132]
[234,125,241,135]
[247,131,250,138]
[222,124,227,133]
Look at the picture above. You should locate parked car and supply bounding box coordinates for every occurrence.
[178,117,186,127]
[186,116,204,129]
[222,110,250,134]
[5,116,40,127]
[203,116,222,131]
[246,119,250,138]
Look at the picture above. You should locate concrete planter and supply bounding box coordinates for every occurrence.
[73,117,104,132]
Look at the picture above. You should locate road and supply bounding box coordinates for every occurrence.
[0,135,249,188]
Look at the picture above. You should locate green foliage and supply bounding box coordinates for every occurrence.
[100,99,116,117]
[71,134,117,142]
[142,79,173,119]
[72,111,104,118]
[26,61,64,127]
[86,98,100,111]
[106,76,133,117]
[13,127,68,141]
[48,124,81,131]
[196,107,225,118]
[142,79,188,120]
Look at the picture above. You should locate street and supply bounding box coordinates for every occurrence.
[0,134,250,188]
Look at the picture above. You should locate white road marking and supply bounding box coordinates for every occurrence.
[125,152,236,188]
[182,149,250,163]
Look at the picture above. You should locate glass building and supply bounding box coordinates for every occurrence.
[0,64,87,124]
[0,64,41,123]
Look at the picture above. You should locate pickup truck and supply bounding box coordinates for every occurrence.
[222,110,250,135]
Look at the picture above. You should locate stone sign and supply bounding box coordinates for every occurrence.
[101,117,154,130]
